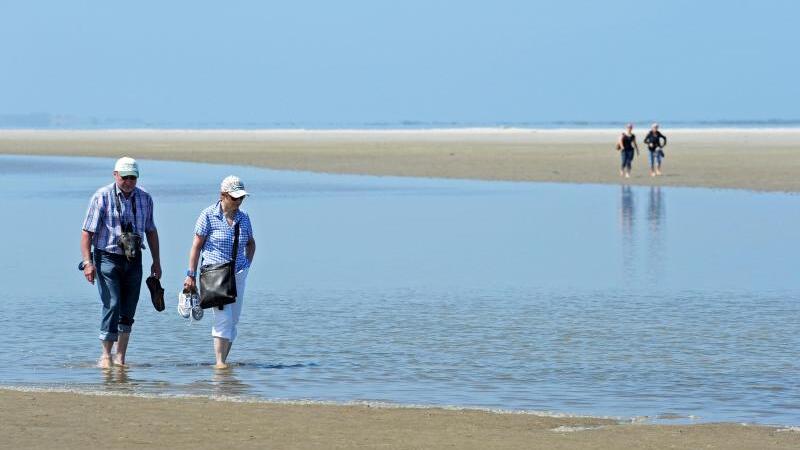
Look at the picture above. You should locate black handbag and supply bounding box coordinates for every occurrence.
[199,222,240,310]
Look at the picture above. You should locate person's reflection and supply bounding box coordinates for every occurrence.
[619,185,636,276]
[211,367,251,396]
[646,186,666,283]
[647,186,665,232]
[102,366,132,392]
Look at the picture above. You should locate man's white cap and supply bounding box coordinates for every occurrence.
[220,175,249,198]
[114,157,139,177]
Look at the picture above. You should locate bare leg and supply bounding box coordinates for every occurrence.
[222,340,233,363]
[113,332,130,366]
[99,340,113,368]
[214,337,230,369]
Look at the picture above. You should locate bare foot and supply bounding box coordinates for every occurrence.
[98,355,112,369]
[214,362,230,369]
[111,353,127,367]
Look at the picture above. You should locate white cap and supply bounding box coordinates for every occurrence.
[114,157,139,177]
[220,175,249,198]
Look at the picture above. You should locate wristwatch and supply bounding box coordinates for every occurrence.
[186,269,196,278]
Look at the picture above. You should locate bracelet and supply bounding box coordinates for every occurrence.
[186,269,196,278]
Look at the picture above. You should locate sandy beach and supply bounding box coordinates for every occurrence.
[1,128,799,192]
[2,389,798,450]
[2,129,799,449]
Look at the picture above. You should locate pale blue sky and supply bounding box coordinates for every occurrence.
[1,0,797,126]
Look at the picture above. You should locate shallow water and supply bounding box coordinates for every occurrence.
[1,155,798,425]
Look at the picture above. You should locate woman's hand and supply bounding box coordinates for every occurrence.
[183,276,197,292]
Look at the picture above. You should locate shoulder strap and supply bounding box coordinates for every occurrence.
[113,184,137,232]
[231,221,240,264]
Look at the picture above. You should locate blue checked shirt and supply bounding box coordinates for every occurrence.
[82,183,157,255]
[195,201,253,272]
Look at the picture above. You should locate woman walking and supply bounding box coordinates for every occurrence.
[184,176,256,369]
[644,123,668,176]
[617,123,639,178]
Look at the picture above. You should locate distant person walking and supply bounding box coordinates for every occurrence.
[80,157,162,368]
[644,123,668,176]
[617,123,639,178]
[184,176,256,369]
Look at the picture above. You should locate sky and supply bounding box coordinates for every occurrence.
[1,0,798,126]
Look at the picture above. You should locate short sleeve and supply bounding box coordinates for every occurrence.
[194,211,210,237]
[82,193,103,233]
[243,213,253,238]
[144,193,157,232]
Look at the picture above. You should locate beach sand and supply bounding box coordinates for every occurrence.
[2,129,799,448]
[2,389,798,450]
[1,128,799,192]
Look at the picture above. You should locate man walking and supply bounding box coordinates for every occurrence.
[80,157,161,368]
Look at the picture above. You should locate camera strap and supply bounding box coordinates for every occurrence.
[113,183,137,233]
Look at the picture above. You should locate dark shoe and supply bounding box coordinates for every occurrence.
[146,276,165,312]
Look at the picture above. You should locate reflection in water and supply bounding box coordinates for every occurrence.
[619,186,667,285]
[646,187,666,284]
[619,185,636,276]
[102,366,132,391]
[647,186,665,232]
[211,369,252,396]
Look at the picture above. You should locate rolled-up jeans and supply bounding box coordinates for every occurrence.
[94,250,143,342]
[649,148,663,169]
[211,267,249,342]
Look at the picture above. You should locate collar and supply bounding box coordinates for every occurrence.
[112,183,137,200]
[215,200,240,223]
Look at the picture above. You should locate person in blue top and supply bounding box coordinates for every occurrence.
[81,157,162,368]
[184,175,256,369]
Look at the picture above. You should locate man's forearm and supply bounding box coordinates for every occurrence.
[81,231,94,262]
[147,230,161,263]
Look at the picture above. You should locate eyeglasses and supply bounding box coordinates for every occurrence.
[227,195,244,201]
[121,175,138,181]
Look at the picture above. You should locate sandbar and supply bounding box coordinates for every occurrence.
[1,128,799,192]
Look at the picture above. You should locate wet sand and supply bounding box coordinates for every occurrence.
[2,389,798,450]
[1,128,799,192]
[3,129,799,448]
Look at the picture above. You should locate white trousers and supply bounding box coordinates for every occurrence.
[211,268,248,342]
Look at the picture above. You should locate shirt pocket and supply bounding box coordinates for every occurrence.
[209,227,229,248]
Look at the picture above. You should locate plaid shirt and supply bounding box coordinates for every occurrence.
[194,201,253,272]
[82,183,157,255]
